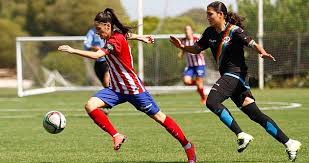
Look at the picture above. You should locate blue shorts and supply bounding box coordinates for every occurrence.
[183,65,206,78]
[94,88,160,115]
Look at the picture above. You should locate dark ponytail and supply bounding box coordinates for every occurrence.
[207,1,245,29]
[226,12,245,29]
[94,8,131,34]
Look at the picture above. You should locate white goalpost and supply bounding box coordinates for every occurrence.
[16,36,94,97]
[16,35,217,97]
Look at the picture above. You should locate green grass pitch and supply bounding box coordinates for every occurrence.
[0,88,308,162]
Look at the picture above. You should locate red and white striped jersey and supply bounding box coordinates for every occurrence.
[101,32,145,94]
[181,36,205,67]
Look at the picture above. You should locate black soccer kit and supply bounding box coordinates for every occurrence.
[194,22,254,106]
[193,23,289,144]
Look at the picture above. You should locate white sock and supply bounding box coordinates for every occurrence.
[237,132,245,137]
[113,133,120,137]
[183,142,192,150]
[285,139,292,148]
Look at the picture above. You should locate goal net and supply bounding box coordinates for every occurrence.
[16,35,219,97]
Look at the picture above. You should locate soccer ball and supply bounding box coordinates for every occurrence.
[43,111,66,134]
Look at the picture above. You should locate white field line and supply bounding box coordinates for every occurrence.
[0,102,302,119]
[0,98,23,102]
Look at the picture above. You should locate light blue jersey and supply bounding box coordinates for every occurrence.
[83,27,106,62]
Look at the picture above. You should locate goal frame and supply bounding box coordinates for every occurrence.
[16,34,202,97]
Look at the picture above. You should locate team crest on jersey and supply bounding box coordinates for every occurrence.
[106,43,114,51]
[223,36,231,44]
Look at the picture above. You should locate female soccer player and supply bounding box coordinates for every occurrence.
[170,1,301,161]
[84,27,154,87]
[58,8,196,163]
[177,25,207,105]
[84,27,154,115]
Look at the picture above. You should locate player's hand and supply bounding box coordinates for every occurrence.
[58,45,75,53]
[170,36,184,49]
[260,53,276,62]
[141,35,155,44]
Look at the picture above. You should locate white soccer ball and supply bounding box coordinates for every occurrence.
[43,111,66,134]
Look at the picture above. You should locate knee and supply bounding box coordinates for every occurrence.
[183,77,193,85]
[183,79,192,85]
[150,111,166,124]
[242,97,255,107]
[85,99,101,113]
[242,103,264,122]
[84,102,96,113]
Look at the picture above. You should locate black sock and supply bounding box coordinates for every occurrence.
[241,102,289,144]
[206,92,242,135]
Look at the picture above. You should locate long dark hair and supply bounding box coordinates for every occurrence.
[94,8,131,34]
[207,1,245,29]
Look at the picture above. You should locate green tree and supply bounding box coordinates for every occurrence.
[43,0,128,35]
[238,0,309,34]
[0,19,27,68]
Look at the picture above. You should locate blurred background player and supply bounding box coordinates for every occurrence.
[84,27,110,87]
[59,8,196,163]
[177,25,207,105]
[170,1,301,161]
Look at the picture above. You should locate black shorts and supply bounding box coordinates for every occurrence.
[210,72,254,107]
[94,61,109,84]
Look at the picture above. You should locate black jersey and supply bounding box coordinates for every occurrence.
[195,23,253,75]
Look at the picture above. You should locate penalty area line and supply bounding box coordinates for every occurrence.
[0,101,302,119]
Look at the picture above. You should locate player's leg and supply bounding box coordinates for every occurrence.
[151,111,196,163]
[94,60,110,87]
[86,88,127,150]
[183,67,195,85]
[206,76,243,135]
[94,60,111,115]
[240,97,289,144]
[206,75,253,152]
[228,71,300,157]
[128,92,196,163]
[240,96,301,161]
[195,65,207,105]
[206,90,243,135]
[101,61,110,87]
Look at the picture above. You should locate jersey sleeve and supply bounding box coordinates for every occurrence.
[234,28,254,47]
[101,35,122,55]
[194,28,210,51]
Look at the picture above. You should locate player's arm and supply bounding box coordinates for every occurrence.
[170,36,202,54]
[236,28,276,62]
[89,46,101,52]
[251,41,276,61]
[58,45,105,60]
[127,33,155,44]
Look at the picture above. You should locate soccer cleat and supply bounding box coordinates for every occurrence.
[112,134,127,150]
[237,132,254,153]
[185,142,196,163]
[285,139,301,162]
